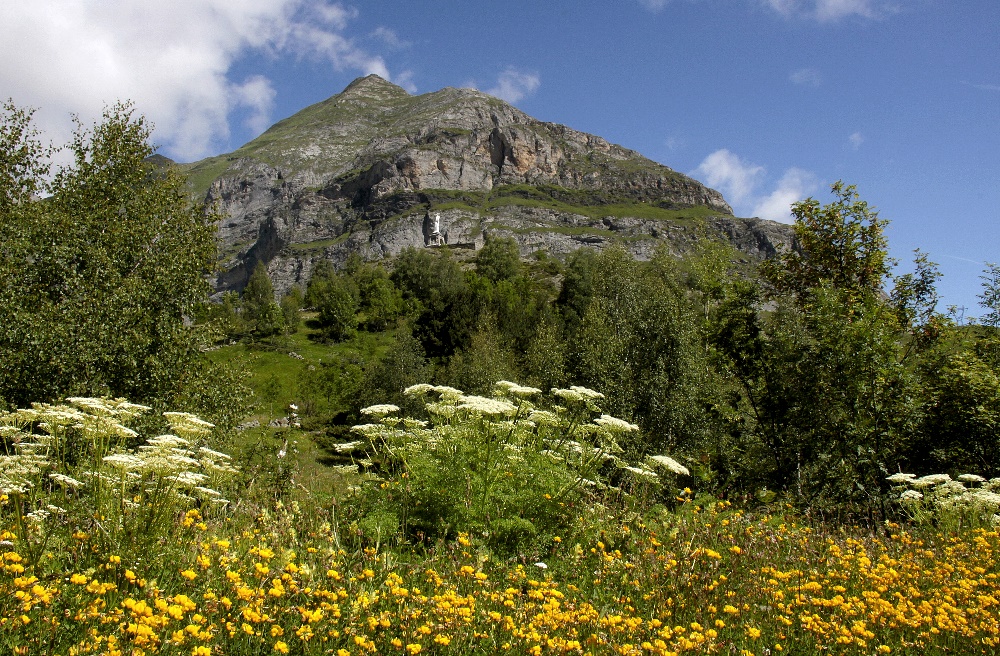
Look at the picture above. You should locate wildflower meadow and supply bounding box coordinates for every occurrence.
[4,386,1000,656]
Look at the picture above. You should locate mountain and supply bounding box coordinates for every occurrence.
[180,75,792,296]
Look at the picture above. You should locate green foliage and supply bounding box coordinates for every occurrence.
[241,262,285,338]
[307,261,360,342]
[761,181,893,307]
[279,286,304,335]
[474,235,522,283]
[352,382,674,553]
[0,101,247,424]
[0,398,237,564]
[567,247,711,457]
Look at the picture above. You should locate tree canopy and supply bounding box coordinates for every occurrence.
[0,100,244,424]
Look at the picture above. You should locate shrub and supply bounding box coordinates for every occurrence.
[350,381,685,555]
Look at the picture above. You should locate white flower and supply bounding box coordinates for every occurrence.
[647,455,690,477]
[147,434,191,447]
[360,404,401,416]
[958,474,986,483]
[533,562,548,569]
[194,486,222,497]
[911,474,952,489]
[457,395,517,416]
[495,381,542,396]
[331,440,365,453]
[900,489,924,501]
[403,384,434,397]
[198,446,233,461]
[623,465,659,480]
[886,473,917,483]
[103,453,144,470]
[594,415,639,432]
[528,410,561,426]
[570,385,604,400]
[431,385,465,401]
[49,473,84,489]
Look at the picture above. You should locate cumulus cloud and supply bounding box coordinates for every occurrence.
[692,149,765,206]
[693,149,819,222]
[0,1,398,161]
[750,168,819,221]
[790,68,822,86]
[762,0,897,21]
[485,68,541,104]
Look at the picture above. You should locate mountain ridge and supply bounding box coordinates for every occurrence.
[179,75,791,297]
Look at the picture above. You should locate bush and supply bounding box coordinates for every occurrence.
[350,381,686,555]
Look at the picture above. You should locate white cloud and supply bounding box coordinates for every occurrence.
[370,27,410,50]
[638,0,671,10]
[790,68,822,86]
[0,1,397,161]
[692,149,765,206]
[693,149,819,222]
[762,0,897,21]
[485,68,541,104]
[750,168,819,222]
[849,132,864,150]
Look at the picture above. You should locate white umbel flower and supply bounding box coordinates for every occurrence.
[647,455,690,477]
[360,404,401,416]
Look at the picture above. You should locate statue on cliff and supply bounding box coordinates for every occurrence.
[427,212,443,246]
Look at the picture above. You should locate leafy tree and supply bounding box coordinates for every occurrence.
[279,286,304,334]
[761,181,893,307]
[0,101,246,424]
[241,262,285,338]
[352,262,403,331]
[474,235,521,283]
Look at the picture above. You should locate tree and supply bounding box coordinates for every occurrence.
[474,235,521,283]
[241,262,285,338]
[761,181,893,307]
[0,101,246,423]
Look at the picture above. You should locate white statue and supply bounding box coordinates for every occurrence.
[428,212,442,245]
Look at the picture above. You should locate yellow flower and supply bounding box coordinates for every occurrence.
[192,647,211,656]
[406,644,422,655]
[274,641,290,654]
[70,573,88,585]
[746,627,762,639]
[181,569,197,581]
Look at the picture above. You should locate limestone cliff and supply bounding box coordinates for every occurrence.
[180,75,791,297]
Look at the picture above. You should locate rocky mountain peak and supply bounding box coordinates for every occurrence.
[179,78,791,298]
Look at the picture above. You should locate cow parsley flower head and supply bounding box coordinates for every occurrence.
[648,455,690,476]
[360,404,401,416]
[899,489,924,501]
[958,474,986,483]
[886,473,917,484]
[911,474,952,489]
[457,395,517,416]
[404,383,434,397]
[570,386,605,400]
[623,465,659,480]
[594,415,639,432]
[495,381,542,397]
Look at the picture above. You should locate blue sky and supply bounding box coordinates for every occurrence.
[3,0,998,316]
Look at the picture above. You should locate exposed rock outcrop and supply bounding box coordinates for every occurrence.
[181,75,790,297]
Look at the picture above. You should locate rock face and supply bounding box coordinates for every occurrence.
[181,75,792,297]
